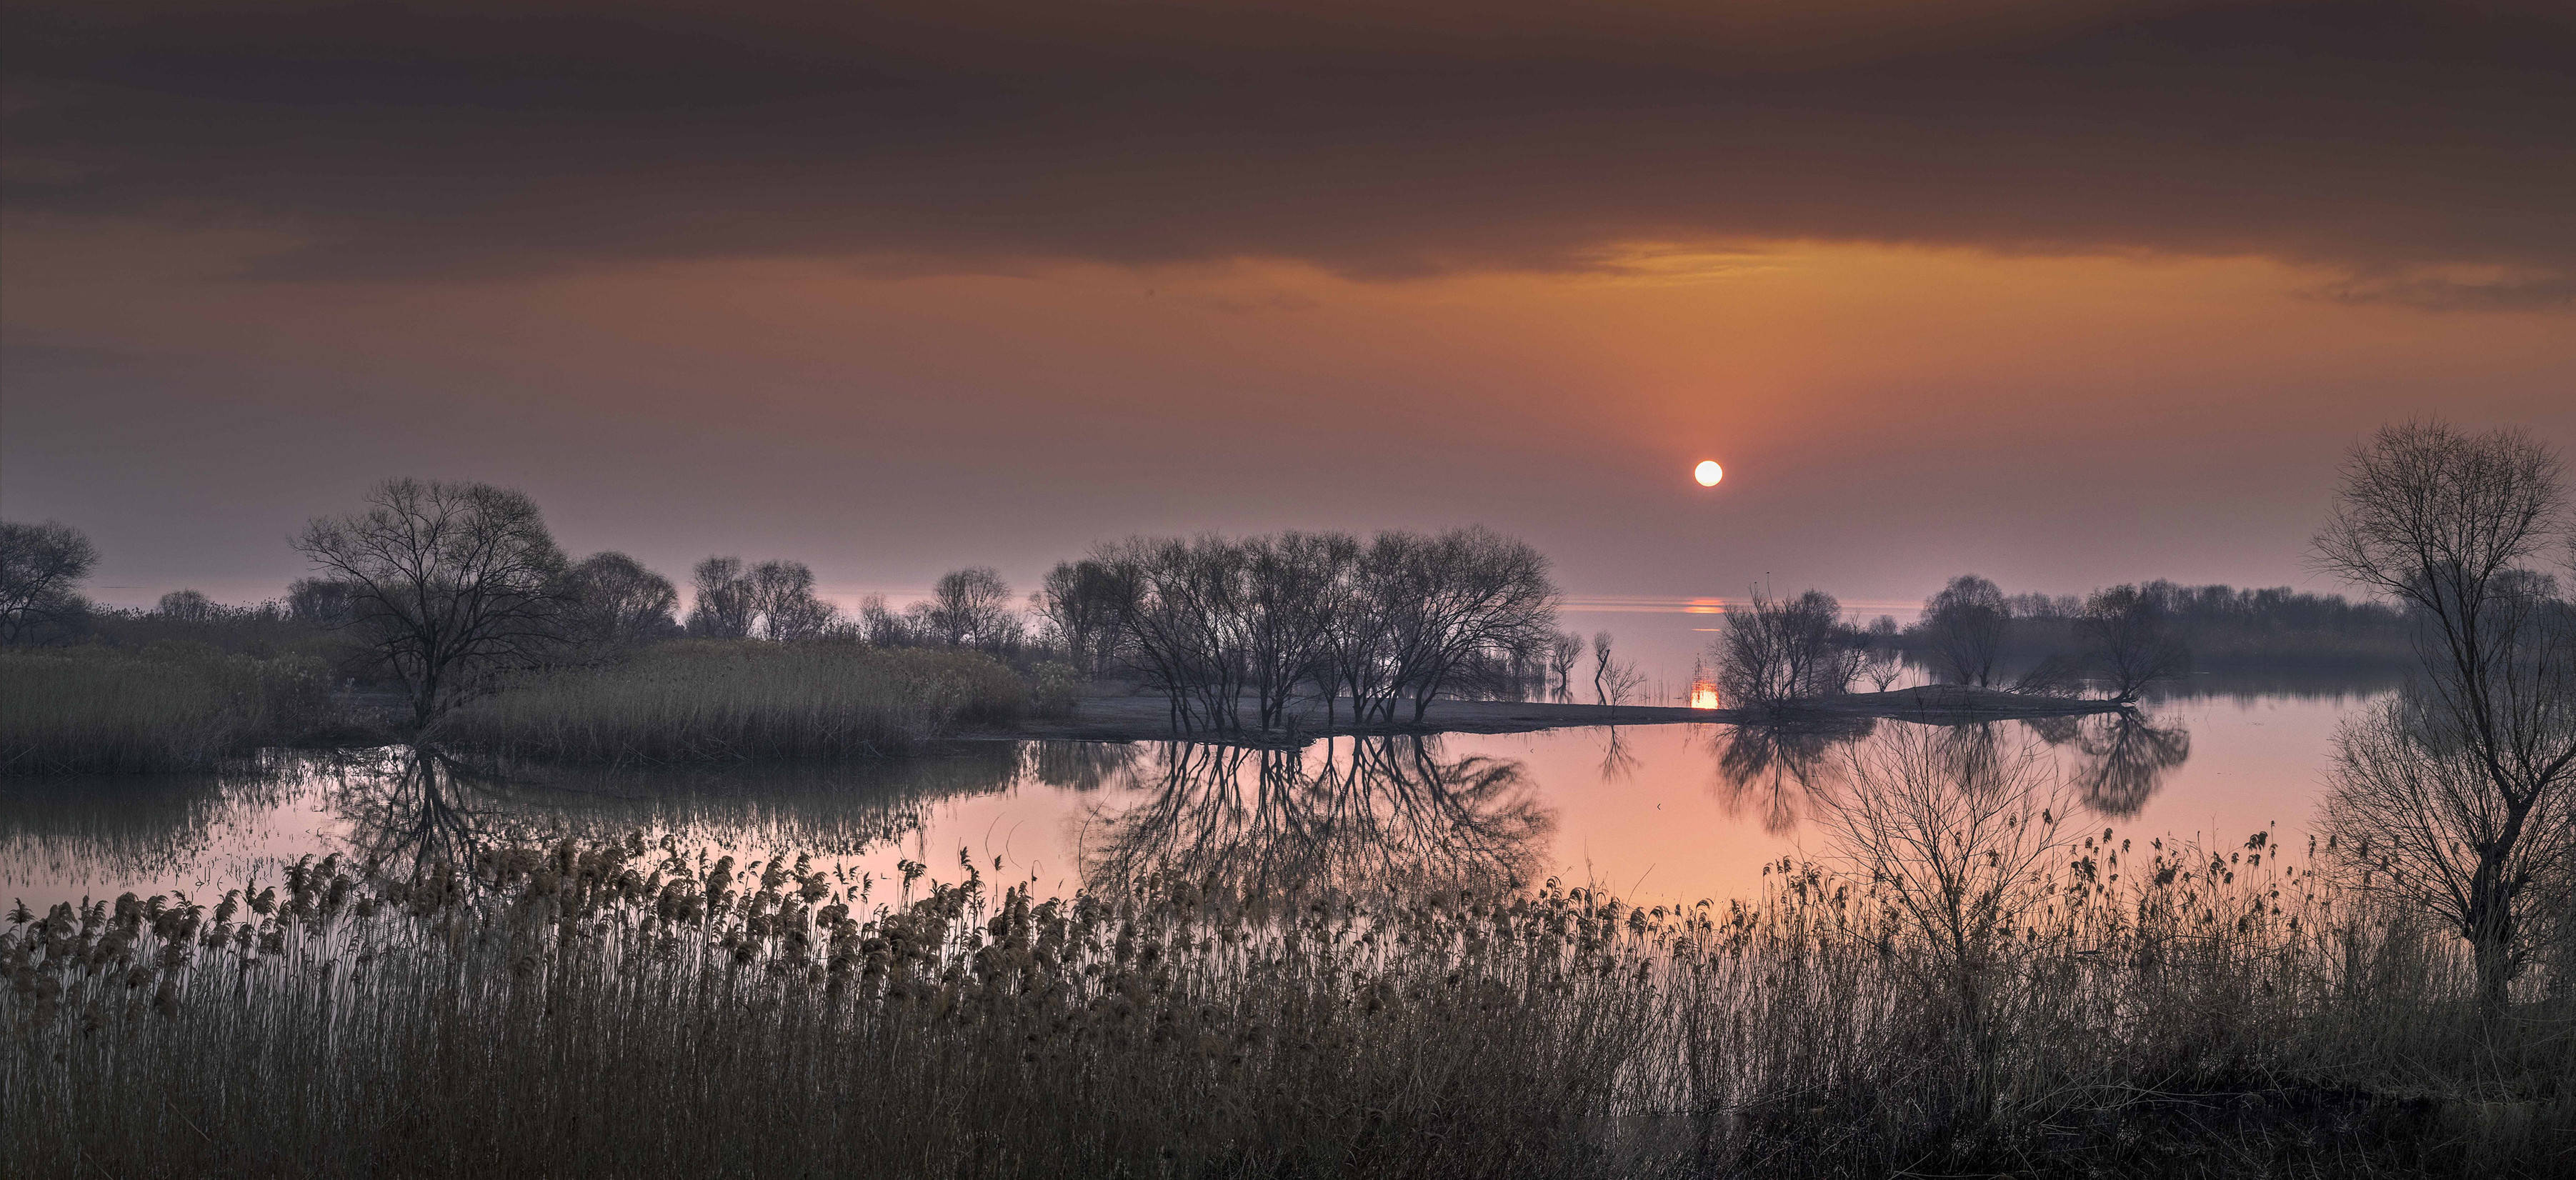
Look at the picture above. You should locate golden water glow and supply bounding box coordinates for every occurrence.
[1694,460,1723,486]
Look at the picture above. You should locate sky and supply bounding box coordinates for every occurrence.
[4,0,2572,613]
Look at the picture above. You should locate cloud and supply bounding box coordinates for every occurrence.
[4,1,2572,297]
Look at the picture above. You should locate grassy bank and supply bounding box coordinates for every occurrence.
[435,641,1029,764]
[0,645,344,774]
[7,832,2566,1178]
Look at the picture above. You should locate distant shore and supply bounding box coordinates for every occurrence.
[986,684,2130,746]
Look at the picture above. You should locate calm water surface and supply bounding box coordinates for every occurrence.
[2,676,2392,914]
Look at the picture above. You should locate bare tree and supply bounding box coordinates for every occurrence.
[1922,574,2010,686]
[1548,630,1586,700]
[1103,536,1252,731]
[0,519,96,644]
[923,566,1020,650]
[1379,528,1559,721]
[686,556,754,639]
[1033,558,1136,676]
[287,576,359,628]
[747,559,837,641]
[294,479,569,726]
[1589,631,1643,705]
[2077,585,2191,701]
[562,551,680,649]
[1858,614,1907,691]
[1241,532,1349,730]
[857,592,909,647]
[1817,725,2075,1113]
[2314,421,2576,1006]
[1713,588,1861,708]
[154,589,217,623]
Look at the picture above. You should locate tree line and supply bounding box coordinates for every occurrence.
[5,484,1562,736]
[1037,529,1561,734]
[1711,576,2198,709]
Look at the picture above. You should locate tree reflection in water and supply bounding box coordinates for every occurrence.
[1082,736,1555,897]
[2065,711,2192,817]
[1707,709,2193,831]
[330,746,534,882]
[1026,741,1143,792]
[1703,716,1877,834]
[327,743,1035,881]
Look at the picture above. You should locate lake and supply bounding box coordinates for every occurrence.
[1,674,2396,914]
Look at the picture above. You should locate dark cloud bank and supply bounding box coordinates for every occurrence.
[6,0,2572,304]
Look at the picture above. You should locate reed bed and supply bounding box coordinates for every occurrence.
[9,830,2568,1178]
[0,646,338,775]
[435,641,1029,764]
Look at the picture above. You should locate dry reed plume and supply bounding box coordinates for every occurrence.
[8,816,2568,1178]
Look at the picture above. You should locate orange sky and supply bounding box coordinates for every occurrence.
[4,1,2572,607]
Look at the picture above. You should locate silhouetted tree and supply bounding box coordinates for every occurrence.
[2315,420,2576,1008]
[1379,528,1558,721]
[1817,724,2075,1113]
[687,557,755,639]
[2079,585,2191,701]
[0,519,96,644]
[562,551,680,649]
[857,592,908,647]
[286,576,359,628]
[1590,630,1643,705]
[294,479,569,726]
[1034,558,1136,675]
[1242,532,1349,729]
[1714,588,1861,707]
[747,559,837,641]
[1922,574,2010,686]
[154,589,216,623]
[1859,614,1906,691]
[922,566,1020,650]
[1548,630,1585,699]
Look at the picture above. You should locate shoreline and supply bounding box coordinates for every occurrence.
[974,684,2132,747]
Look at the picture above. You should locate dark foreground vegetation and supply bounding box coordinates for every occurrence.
[7,798,2567,1178]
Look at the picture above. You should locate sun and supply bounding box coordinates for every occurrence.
[1694,460,1724,487]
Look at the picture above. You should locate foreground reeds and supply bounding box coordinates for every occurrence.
[433,641,1030,764]
[8,826,2568,1179]
[0,645,341,774]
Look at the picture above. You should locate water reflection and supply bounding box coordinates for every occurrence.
[3,742,1028,900]
[331,747,527,881]
[1704,716,1876,834]
[2060,711,2193,818]
[0,764,301,891]
[1081,736,1556,896]
[1704,706,2196,831]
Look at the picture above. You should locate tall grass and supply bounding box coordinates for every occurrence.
[434,641,1029,764]
[0,645,340,774]
[8,829,2567,1178]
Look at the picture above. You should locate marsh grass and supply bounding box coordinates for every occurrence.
[8,826,2568,1179]
[433,641,1030,764]
[0,645,341,774]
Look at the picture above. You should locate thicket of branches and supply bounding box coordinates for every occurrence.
[1063,528,1559,734]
